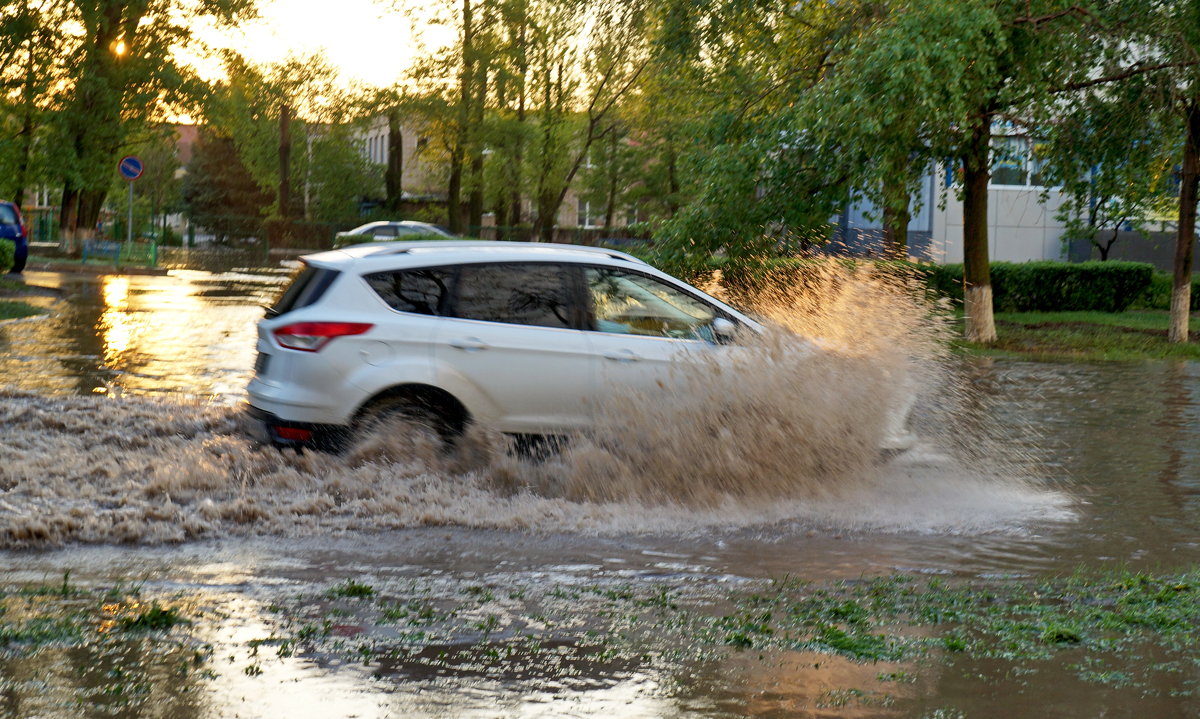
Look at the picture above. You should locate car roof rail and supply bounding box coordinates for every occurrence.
[343,240,648,264]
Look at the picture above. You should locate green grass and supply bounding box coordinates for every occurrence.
[955,310,1200,361]
[0,300,42,321]
[0,276,46,320]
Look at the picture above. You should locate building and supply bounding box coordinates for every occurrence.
[841,135,1072,264]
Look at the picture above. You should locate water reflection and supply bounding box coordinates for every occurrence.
[0,269,284,400]
[100,275,133,370]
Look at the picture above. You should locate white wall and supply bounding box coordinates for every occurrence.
[931,182,1069,264]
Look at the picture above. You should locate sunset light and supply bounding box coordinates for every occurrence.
[195,0,451,87]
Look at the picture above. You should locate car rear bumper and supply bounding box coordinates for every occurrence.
[244,403,347,450]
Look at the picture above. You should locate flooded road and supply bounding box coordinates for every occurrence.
[0,269,281,399]
[2,269,1199,717]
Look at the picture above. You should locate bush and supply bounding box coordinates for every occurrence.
[1135,272,1200,311]
[920,261,1154,313]
[0,239,12,273]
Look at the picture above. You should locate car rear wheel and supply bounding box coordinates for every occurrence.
[349,394,465,458]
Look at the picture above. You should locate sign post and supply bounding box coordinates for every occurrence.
[117,155,143,244]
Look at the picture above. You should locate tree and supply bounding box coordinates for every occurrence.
[403,0,647,240]
[0,0,66,206]
[1043,0,1199,341]
[42,0,257,253]
[798,0,1130,343]
[181,131,271,242]
[1042,102,1177,262]
[645,0,885,274]
[127,126,184,241]
[1115,0,1200,343]
[202,54,380,226]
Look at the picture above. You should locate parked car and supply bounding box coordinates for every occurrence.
[333,221,453,248]
[245,240,916,452]
[0,200,28,273]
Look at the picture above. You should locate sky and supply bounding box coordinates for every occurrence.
[194,0,452,88]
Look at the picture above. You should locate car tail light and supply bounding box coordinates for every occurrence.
[272,322,373,352]
[275,426,313,442]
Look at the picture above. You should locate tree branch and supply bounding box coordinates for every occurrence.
[1053,59,1199,94]
[1010,5,1096,28]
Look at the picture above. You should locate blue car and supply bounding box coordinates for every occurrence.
[0,201,27,274]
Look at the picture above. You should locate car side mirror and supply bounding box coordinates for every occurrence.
[712,317,738,343]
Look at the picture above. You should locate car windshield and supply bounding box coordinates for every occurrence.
[0,205,18,224]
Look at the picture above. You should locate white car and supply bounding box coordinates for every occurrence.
[245,241,914,451]
[333,221,453,248]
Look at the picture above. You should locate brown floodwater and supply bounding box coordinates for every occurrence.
[1,269,1198,717]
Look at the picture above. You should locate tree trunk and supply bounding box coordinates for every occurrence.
[604,172,618,232]
[59,186,79,255]
[385,109,404,212]
[1169,102,1199,344]
[508,0,527,238]
[881,193,910,261]
[77,188,103,244]
[666,143,680,217]
[466,58,488,234]
[448,152,464,234]
[603,131,619,231]
[14,111,33,209]
[279,103,292,220]
[961,113,997,344]
[14,33,36,208]
[448,0,473,236]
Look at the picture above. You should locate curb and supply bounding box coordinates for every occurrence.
[22,262,170,277]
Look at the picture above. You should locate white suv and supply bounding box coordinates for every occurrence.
[245,241,913,451]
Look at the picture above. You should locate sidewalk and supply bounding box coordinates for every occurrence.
[23,259,169,276]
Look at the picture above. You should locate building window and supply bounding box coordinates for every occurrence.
[990,135,1045,188]
[578,198,599,228]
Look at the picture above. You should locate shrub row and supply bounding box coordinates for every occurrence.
[0,239,13,273]
[1134,272,1200,312]
[691,255,1167,313]
[919,261,1163,313]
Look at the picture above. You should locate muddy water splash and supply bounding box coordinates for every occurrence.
[0,265,1071,547]
[521,265,949,506]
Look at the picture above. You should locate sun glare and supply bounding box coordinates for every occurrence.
[189,0,452,89]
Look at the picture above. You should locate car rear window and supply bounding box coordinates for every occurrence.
[0,205,17,224]
[453,263,572,329]
[364,267,455,315]
[266,265,339,318]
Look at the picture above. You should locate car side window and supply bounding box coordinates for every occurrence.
[453,263,572,329]
[364,267,455,315]
[371,226,397,238]
[584,267,717,341]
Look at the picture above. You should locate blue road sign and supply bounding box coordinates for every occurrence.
[118,155,144,181]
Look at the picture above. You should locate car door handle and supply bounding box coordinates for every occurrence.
[602,349,641,362]
[449,337,489,351]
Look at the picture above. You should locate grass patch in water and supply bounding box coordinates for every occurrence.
[0,299,41,320]
[952,310,1200,361]
[0,578,210,715]
[261,567,1200,700]
[119,603,189,631]
[328,579,376,599]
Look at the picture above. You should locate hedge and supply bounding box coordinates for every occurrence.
[0,239,13,273]
[1135,272,1200,312]
[912,261,1154,313]
[682,256,1162,313]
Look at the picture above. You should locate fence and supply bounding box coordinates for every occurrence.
[468,225,653,245]
[80,239,158,268]
[158,244,273,271]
